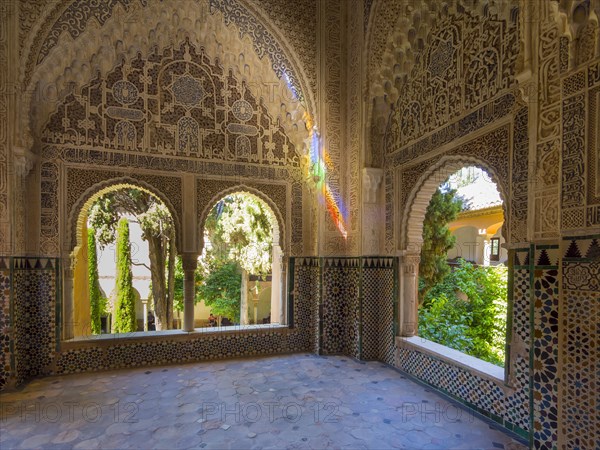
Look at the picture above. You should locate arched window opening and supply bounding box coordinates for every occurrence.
[418,166,508,367]
[72,187,177,338]
[194,192,282,328]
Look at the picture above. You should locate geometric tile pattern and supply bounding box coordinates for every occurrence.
[11,257,58,387]
[7,256,399,387]
[361,267,380,360]
[319,257,395,361]
[394,247,532,438]
[55,330,313,375]
[377,258,395,364]
[290,258,319,352]
[321,258,360,356]
[292,257,321,354]
[512,269,530,347]
[532,244,560,450]
[0,258,12,391]
[561,235,600,450]
[396,346,530,435]
[562,290,599,450]
[361,258,396,364]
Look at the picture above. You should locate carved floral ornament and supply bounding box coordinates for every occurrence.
[20,0,314,154]
[41,39,300,168]
[399,153,510,253]
[12,147,36,178]
[385,9,518,152]
[366,0,516,120]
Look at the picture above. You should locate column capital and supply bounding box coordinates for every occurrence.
[13,146,36,178]
[62,255,76,279]
[362,167,383,203]
[398,248,421,262]
[399,251,421,275]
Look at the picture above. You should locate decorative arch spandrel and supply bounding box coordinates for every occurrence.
[67,176,183,257]
[64,172,183,252]
[41,40,299,168]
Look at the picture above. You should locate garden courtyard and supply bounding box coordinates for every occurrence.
[0,354,526,450]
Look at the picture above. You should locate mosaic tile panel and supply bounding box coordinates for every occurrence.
[56,331,311,374]
[394,248,532,437]
[395,346,530,434]
[532,244,559,450]
[561,235,600,450]
[12,258,58,386]
[321,258,360,355]
[562,290,599,450]
[377,263,396,365]
[512,268,530,348]
[361,258,396,364]
[0,258,11,391]
[292,257,320,354]
[361,267,379,360]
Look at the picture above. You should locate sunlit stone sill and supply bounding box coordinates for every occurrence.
[63,324,290,347]
[396,336,506,385]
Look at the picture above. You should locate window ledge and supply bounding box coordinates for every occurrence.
[63,324,290,348]
[396,336,506,385]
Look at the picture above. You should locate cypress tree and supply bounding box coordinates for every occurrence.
[113,218,136,333]
[419,187,463,305]
[87,229,102,334]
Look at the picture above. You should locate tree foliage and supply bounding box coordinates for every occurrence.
[113,218,136,333]
[88,188,175,330]
[419,187,463,304]
[171,194,274,323]
[205,194,274,276]
[87,229,104,334]
[419,260,508,366]
[186,194,275,323]
[197,262,242,322]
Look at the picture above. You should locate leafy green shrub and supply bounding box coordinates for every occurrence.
[419,260,508,366]
[197,262,242,323]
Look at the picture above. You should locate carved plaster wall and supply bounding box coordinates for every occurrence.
[39,39,306,259]
[365,0,517,168]
[19,0,314,156]
[0,2,12,255]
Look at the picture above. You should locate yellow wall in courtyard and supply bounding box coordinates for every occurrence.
[73,219,91,337]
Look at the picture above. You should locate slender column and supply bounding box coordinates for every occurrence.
[142,300,148,331]
[483,238,491,266]
[399,252,420,337]
[181,253,198,332]
[240,269,249,325]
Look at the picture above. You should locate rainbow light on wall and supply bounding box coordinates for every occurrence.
[305,117,348,239]
[281,70,347,239]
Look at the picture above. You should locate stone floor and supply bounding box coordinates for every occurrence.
[0,354,527,449]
